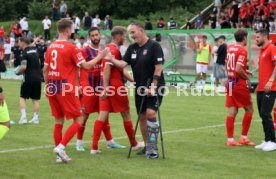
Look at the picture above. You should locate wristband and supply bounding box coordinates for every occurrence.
[153,75,160,81]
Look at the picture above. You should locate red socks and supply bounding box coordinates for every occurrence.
[54,124,63,146]
[123,120,137,147]
[61,122,81,147]
[242,112,253,136]
[77,119,88,140]
[92,120,104,150]
[226,116,235,138]
[102,119,113,141]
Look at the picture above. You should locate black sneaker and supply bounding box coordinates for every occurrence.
[136,147,146,155]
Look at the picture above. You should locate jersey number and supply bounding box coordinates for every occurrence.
[50,50,58,70]
[227,53,235,71]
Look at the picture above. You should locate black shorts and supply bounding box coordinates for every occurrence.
[135,87,164,114]
[20,81,41,100]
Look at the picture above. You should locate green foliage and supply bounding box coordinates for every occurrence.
[28,1,51,20]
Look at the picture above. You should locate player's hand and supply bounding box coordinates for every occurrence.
[0,93,4,106]
[254,85,258,94]
[100,89,107,100]
[264,80,273,93]
[246,70,253,77]
[146,85,157,97]
[98,48,110,59]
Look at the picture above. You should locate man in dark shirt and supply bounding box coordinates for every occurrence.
[11,40,22,67]
[214,35,227,89]
[145,18,153,30]
[109,23,165,159]
[16,37,41,125]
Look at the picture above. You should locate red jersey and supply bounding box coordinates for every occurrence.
[80,46,101,87]
[257,43,276,91]
[0,29,5,38]
[45,40,86,94]
[0,47,4,60]
[101,43,123,86]
[226,44,248,80]
[239,7,248,18]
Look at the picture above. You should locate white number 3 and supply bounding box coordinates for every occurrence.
[50,50,58,70]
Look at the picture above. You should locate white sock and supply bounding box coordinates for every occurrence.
[107,139,115,144]
[33,112,39,118]
[21,109,26,118]
[77,139,83,144]
[57,144,65,150]
[202,80,206,88]
[197,80,201,87]
[227,138,234,142]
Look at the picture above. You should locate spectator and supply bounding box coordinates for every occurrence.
[214,0,223,17]
[52,0,58,20]
[10,22,17,39]
[11,39,21,67]
[209,13,217,29]
[260,15,270,31]
[156,17,165,30]
[229,1,239,28]
[168,17,177,29]
[145,18,153,30]
[60,0,67,18]
[92,14,101,28]
[185,18,192,29]
[195,13,203,29]
[4,39,11,67]
[73,14,81,34]
[104,15,113,30]
[239,2,249,28]
[0,25,5,43]
[42,16,51,41]
[82,12,92,30]
[220,11,231,28]
[20,17,28,38]
[0,42,6,78]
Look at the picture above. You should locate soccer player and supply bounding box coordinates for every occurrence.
[109,23,165,159]
[196,35,212,90]
[43,18,110,163]
[0,86,10,140]
[225,29,254,146]
[254,28,276,151]
[76,27,125,151]
[91,26,143,154]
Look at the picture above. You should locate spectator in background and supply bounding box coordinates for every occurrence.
[73,14,81,35]
[209,12,217,29]
[0,42,6,78]
[220,11,231,28]
[0,25,5,43]
[168,17,177,29]
[185,18,192,29]
[4,39,11,67]
[214,0,223,17]
[260,15,270,32]
[145,18,153,30]
[239,2,249,28]
[104,15,113,30]
[157,17,165,30]
[42,16,51,41]
[229,1,239,28]
[20,17,28,38]
[195,12,203,29]
[92,14,101,28]
[60,0,67,18]
[83,12,92,30]
[52,0,58,21]
[11,40,21,67]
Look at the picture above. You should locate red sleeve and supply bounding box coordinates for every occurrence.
[72,47,86,67]
[81,47,88,61]
[237,49,247,67]
[271,45,276,62]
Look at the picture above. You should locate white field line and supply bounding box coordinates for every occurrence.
[0,121,259,154]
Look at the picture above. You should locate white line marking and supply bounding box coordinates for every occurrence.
[0,121,257,154]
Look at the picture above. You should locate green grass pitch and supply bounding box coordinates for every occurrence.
[0,79,275,178]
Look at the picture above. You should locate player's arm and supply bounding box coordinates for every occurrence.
[264,47,276,92]
[123,69,134,82]
[42,64,48,84]
[236,64,250,80]
[15,54,27,75]
[80,49,109,70]
[110,57,128,68]
[196,43,201,53]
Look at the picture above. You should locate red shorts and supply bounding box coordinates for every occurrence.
[99,84,129,113]
[80,94,99,114]
[225,82,252,108]
[48,93,82,119]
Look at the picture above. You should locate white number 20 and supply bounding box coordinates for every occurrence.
[227,53,235,71]
[50,50,58,70]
